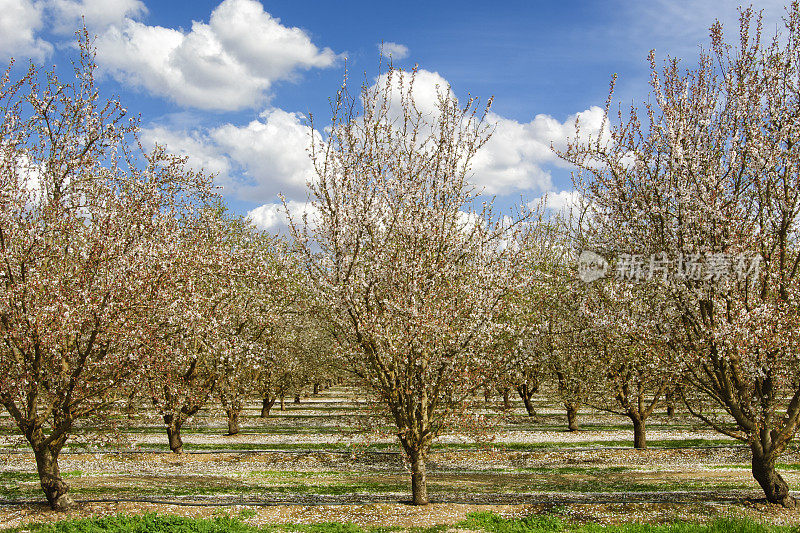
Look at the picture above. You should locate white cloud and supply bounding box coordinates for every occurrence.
[373,68,455,120]
[247,200,316,233]
[139,124,233,189]
[95,0,337,110]
[380,41,408,60]
[528,190,582,212]
[49,0,146,34]
[210,109,316,200]
[141,108,318,203]
[470,106,607,195]
[142,63,608,209]
[0,0,51,60]
[368,68,607,196]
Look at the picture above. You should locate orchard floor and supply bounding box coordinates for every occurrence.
[2,386,800,529]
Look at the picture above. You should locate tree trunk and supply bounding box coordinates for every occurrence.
[34,447,74,511]
[501,388,511,410]
[126,389,137,420]
[294,394,301,404]
[566,403,580,431]
[751,445,796,508]
[280,395,285,411]
[665,390,675,417]
[313,382,320,395]
[517,385,537,417]
[165,415,184,454]
[226,407,240,435]
[260,397,275,418]
[408,447,429,505]
[631,415,646,449]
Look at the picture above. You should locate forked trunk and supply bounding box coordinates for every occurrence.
[566,403,580,431]
[631,415,646,449]
[408,447,429,505]
[294,394,301,404]
[165,415,184,454]
[260,397,275,418]
[226,407,240,435]
[34,447,74,511]
[751,445,796,508]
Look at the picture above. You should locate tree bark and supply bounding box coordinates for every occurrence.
[665,389,676,417]
[34,447,74,511]
[280,395,285,411]
[631,415,646,449]
[566,402,580,431]
[408,447,429,505]
[751,445,797,508]
[517,385,537,417]
[165,415,184,454]
[294,394,301,404]
[501,388,511,410]
[126,389,137,420]
[313,382,320,395]
[260,397,275,418]
[225,407,240,435]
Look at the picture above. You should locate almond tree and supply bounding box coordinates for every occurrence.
[292,65,523,505]
[561,5,800,506]
[213,220,293,435]
[580,284,680,449]
[147,207,287,448]
[0,38,213,509]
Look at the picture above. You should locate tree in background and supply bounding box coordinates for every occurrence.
[0,36,214,509]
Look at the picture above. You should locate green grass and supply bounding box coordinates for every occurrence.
[459,512,797,532]
[3,512,795,533]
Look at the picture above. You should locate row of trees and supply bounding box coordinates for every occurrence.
[0,34,337,510]
[288,4,800,509]
[5,3,800,510]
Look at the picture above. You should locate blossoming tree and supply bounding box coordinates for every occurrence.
[292,65,524,505]
[561,6,800,506]
[0,37,213,509]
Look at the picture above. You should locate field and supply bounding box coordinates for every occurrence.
[2,386,800,530]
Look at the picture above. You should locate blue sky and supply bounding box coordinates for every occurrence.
[0,0,789,230]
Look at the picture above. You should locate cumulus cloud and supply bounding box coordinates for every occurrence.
[141,108,318,203]
[470,106,606,195]
[372,68,455,120]
[366,67,607,196]
[379,41,408,59]
[210,109,317,200]
[139,124,233,188]
[529,190,582,212]
[49,0,146,34]
[0,0,52,60]
[142,64,607,212]
[95,0,337,111]
[247,199,316,233]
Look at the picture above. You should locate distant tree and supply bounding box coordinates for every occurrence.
[580,284,680,449]
[0,36,213,509]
